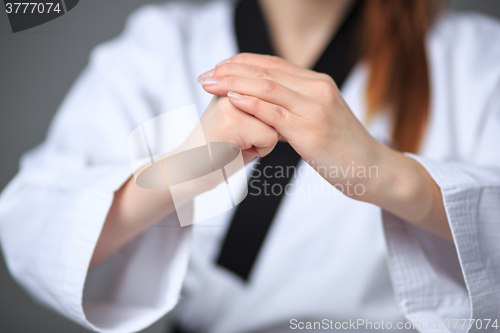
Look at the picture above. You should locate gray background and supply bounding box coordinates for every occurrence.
[1,1,499,332]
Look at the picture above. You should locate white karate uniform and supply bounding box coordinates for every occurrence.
[1,1,500,333]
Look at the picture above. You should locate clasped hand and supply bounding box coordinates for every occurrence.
[198,53,382,201]
[195,52,451,240]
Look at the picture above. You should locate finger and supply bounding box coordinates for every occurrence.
[243,146,276,158]
[227,91,298,139]
[240,116,279,157]
[203,63,316,94]
[200,76,303,112]
[232,106,280,157]
[222,53,321,80]
[203,97,279,157]
[242,150,259,163]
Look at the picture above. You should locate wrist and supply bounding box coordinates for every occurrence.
[365,145,433,224]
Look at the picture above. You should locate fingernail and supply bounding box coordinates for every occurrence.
[216,58,231,67]
[198,69,215,82]
[198,78,220,86]
[227,91,243,100]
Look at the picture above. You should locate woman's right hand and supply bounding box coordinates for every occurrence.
[91,95,278,268]
[200,95,279,163]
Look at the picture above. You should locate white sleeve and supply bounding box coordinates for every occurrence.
[0,5,193,333]
[382,82,500,331]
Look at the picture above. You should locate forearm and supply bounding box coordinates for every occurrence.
[365,142,452,241]
[90,177,176,268]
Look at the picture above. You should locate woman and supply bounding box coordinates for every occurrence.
[1,0,499,332]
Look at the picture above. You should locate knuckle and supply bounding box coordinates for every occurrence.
[250,97,261,110]
[256,67,274,79]
[262,80,278,95]
[265,55,282,67]
[318,73,335,84]
[315,80,337,100]
[220,108,238,126]
[273,105,287,121]
[224,78,237,89]
[233,52,249,64]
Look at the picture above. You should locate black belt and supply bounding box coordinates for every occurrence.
[215,0,363,281]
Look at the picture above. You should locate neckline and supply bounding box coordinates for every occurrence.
[234,0,363,74]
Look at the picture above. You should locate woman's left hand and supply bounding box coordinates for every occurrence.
[198,53,381,201]
[198,53,452,242]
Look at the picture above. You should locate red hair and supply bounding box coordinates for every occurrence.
[362,0,442,153]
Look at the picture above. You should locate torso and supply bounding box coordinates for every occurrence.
[121,1,500,331]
